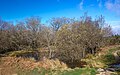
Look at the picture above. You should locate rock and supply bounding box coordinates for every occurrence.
[113,50,120,62]
[96,71,111,75]
[97,68,112,75]
[106,68,115,72]
[97,68,104,72]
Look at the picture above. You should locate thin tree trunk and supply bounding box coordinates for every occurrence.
[48,41,52,58]
[82,49,86,58]
[92,48,95,55]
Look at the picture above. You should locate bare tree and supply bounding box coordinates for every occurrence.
[42,26,54,58]
[0,19,14,53]
[25,16,42,50]
[49,17,73,31]
[55,15,112,65]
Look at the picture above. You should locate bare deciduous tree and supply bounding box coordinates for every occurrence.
[42,26,54,58]
[25,16,42,50]
[55,15,112,65]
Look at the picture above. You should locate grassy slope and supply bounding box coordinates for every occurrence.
[0,45,120,75]
[16,45,120,75]
[82,45,120,68]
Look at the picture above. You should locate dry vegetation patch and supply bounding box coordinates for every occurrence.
[0,57,68,75]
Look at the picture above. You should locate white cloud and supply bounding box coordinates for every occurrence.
[78,0,120,15]
[79,0,84,10]
[105,0,120,15]
[107,21,120,34]
[105,0,113,9]
[107,20,120,29]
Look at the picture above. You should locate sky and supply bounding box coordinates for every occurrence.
[0,0,120,33]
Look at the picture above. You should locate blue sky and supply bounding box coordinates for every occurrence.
[0,0,120,33]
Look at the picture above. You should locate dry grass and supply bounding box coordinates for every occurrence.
[0,57,68,75]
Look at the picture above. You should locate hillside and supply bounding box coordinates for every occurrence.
[0,45,120,75]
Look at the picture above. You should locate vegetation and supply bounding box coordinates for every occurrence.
[0,13,120,75]
[81,46,120,68]
[17,67,97,75]
[0,14,113,62]
[107,35,120,45]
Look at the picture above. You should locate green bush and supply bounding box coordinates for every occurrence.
[102,53,115,65]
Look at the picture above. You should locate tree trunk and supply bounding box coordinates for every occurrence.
[82,49,86,58]
[48,42,52,58]
[92,48,95,55]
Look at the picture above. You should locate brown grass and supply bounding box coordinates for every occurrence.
[0,57,67,75]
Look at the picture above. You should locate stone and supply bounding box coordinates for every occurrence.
[106,68,115,72]
[97,68,104,72]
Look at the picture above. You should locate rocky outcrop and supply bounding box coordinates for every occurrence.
[113,50,120,62]
[97,68,117,75]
